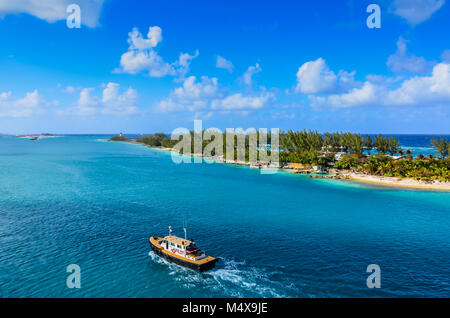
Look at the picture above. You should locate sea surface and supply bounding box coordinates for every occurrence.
[0,135,449,298]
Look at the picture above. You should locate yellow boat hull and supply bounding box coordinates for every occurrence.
[149,237,218,272]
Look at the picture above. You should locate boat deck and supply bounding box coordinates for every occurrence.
[150,236,217,265]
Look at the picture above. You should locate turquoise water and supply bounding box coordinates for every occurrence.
[0,135,449,298]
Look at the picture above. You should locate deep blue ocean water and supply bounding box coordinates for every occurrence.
[0,135,449,298]
[393,134,450,157]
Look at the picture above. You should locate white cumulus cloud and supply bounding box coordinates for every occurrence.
[386,62,450,106]
[155,76,220,113]
[66,82,138,116]
[128,26,162,50]
[175,51,200,79]
[242,63,261,86]
[115,26,198,79]
[155,75,274,113]
[295,58,357,94]
[216,56,234,73]
[211,92,274,110]
[0,90,48,117]
[387,37,433,74]
[0,0,105,27]
[310,82,380,109]
[310,62,450,109]
[391,0,445,26]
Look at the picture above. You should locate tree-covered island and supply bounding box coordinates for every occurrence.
[109,131,450,187]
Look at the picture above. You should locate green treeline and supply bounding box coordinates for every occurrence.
[279,131,401,165]
[109,131,450,182]
[136,133,177,148]
[335,153,450,182]
[109,135,129,141]
[279,131,449,181]
[133,130,271,161]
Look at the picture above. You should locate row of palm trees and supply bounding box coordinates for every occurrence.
[116,130,449,161]
[336,152,450,182]
[280,130,401,155]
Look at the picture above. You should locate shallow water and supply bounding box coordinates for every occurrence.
[0,136,449,297]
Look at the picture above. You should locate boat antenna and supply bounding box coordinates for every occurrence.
[169,225,173,236]
[183,220,187,241]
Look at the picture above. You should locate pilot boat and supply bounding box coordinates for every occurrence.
[149,226,218,272]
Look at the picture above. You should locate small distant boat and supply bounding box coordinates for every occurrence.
[149,226,218,272]
[30,136,39,140]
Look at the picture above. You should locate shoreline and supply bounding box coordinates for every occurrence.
[16,134,58,140]
[109,139,450,192]
[343,172,450,191]
[312,170,450,191]
[108,139,279,168]
[108,139,174,152]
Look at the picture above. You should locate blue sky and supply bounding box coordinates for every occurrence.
[0,0,449,134]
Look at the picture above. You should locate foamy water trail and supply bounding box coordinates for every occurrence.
[148,251,293,297]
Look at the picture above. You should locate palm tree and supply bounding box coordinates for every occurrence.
[431,136,449,158]
[387,137,401,155]
[363,135,373,155]
[349,133,364,153]
[406,149,412,159]
[374,134,389,154]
